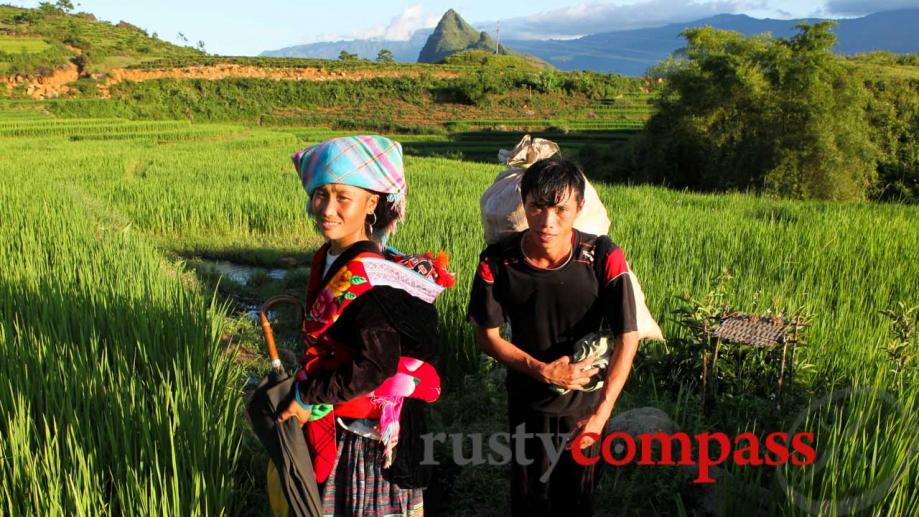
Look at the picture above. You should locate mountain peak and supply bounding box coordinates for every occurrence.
[440,8,476,34]
[418,9,496,63]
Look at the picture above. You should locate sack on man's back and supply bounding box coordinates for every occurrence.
[481,135,611,245]
[625,270,664,342]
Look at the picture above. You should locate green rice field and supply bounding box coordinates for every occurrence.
[1,110,917,515]
[0,34,49,54]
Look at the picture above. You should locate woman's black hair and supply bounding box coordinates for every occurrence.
[520,156,586,208]
[368,193,401,242]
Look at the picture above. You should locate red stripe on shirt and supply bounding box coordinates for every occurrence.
[477,258,494,283]
[604,247,629,284]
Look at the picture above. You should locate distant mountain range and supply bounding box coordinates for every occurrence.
[506,10,919,75]
[261,9,919,75]
[261,29,433,62]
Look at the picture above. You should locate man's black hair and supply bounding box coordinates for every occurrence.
[520,156,586,208]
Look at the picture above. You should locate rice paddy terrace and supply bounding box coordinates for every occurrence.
[261,93,653,132]
[1,106,917,514]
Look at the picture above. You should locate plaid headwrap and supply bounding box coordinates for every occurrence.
[293,136,406,241]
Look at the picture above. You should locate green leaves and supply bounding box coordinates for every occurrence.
[640,23,883,201]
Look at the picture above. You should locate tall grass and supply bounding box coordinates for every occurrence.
[0,145,249,514]
[1,115,917,513]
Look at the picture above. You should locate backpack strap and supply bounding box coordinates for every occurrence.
[579,232,616,334]
[570,231,602,275]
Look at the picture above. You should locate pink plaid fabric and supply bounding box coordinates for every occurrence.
[292,135,406,199]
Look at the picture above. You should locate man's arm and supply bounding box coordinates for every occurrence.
[572,330,640,448]
[474,326,600,390]
[569,239,642,448]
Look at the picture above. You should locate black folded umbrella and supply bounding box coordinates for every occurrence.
[246,296,321,517]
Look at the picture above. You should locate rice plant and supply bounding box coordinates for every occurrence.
[0,114,916,514]
[0,170,250,514]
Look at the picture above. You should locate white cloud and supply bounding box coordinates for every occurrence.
[825,0,919,16]
[380,5,440,40]
[315,4,439,42]
[479,0,763,40]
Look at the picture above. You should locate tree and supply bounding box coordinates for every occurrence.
[338,50,358,61]
[196,40,207,54]
[37,2,58,14]
[376,49,394,63]
[633,23,878,201]
[761,22,877,200]
[36,1,73,14]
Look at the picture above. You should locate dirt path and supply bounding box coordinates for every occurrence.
[97,64,460,97]
[4,61,460,99]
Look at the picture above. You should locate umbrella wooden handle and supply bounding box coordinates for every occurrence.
[259,295,304,373]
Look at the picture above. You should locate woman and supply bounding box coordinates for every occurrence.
[276,135,452,516]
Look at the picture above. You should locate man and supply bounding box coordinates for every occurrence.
[467,157,640,516]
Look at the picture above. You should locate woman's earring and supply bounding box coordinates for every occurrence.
[366,213,378,238]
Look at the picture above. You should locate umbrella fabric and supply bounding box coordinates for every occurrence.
[247,371,323,517]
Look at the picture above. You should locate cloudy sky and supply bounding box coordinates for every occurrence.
[7,0,917,55]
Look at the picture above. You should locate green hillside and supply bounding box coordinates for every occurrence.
[418,9,493,63]
[846,51,919,79]
[441,49,546,72]
[0,3,201,75]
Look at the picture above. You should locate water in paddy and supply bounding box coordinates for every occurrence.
[192,259,310,322]
[203,260,291,284]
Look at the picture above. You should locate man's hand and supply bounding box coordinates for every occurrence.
[539,355,600,390]
[569,331,640,450]
[569,410,611,450]
[474,326,600,388]
[277,399,312,427]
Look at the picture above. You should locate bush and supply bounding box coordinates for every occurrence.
[0,40,73,76]
[50,75,446,120]
[521,71,562,94]
[577,143,635,183]
[864,77,919,203]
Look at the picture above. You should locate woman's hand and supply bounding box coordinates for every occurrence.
[539,355,600,390]
[277,399,312,427]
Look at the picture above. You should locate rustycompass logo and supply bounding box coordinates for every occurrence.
[421,427,816,484]
[569,429,816,484]
[420,386,917,511]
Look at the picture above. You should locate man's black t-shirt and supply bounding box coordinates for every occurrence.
[467,230,638,416]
